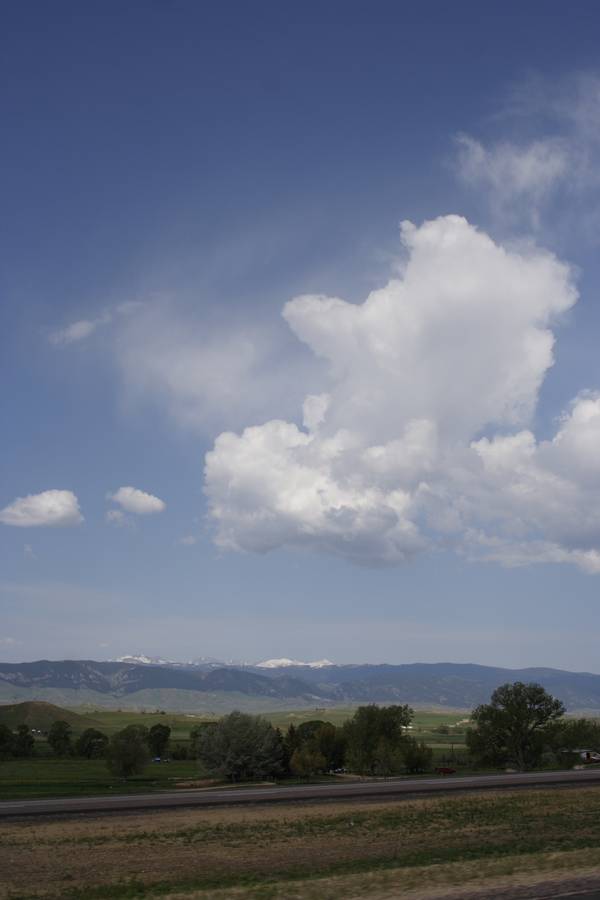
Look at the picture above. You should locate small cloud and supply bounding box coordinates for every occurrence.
[0,637,19,646]
[105,509,132,528]
[178,535,197,546]
[0,490,83,528]
[116,300,144,316]
[49,314,111,346]
[49,301,142,346]
[23,544,36,559]
[108,486,166,515]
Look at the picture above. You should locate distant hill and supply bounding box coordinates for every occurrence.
[2,659,600,713]
[0,701,102,732]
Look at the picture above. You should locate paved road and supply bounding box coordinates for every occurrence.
[2,768,600,819]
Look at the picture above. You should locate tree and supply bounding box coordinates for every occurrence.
[284,723,300,755]
[195,711,285,782]
[296,720,328,745]
[545,717,600,765]
[48,721,73,757]
[344,705,414,775]
[0,724,14,759]
[75,728,109,759]
[190,723,214,759]
[106,725,151,778]
[148,723,171,758]
[312,723,346,771]
[402,738,433,773]
[13,724,35,758]
[467,682,565,771]
[290,746,326,778]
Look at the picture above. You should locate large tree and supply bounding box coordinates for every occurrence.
[195,711,285,782]
[75,728,109,759]
[148,723,171,758]
[0,724,14,759]
[344,705,413,775]
[467,682,565,771]
[13,724,35,758]
[48,721,73,757]
[106,725,150,778]
[290,745,326,778]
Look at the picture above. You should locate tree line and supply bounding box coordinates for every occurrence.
[2,683,600,779]
[0,720,172,774]
[190,704,433,782]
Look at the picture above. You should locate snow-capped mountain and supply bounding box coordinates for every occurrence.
[115,654,172,666]
[115,654,335,670]
[114,654,226,668]
[256,657,335,669]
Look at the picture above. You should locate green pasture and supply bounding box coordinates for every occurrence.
[0,757,204,800]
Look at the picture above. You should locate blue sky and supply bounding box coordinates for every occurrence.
[3,2,600,669]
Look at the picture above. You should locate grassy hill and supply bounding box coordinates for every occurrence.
[0,701,102,732]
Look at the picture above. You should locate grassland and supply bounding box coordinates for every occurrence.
[2,787,600,898]
[0,758,206,800]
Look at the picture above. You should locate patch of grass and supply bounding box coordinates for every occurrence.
[0,757,204,800]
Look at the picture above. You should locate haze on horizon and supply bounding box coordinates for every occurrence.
[2,2,600,671]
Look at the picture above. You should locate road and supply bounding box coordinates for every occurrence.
[2,768,600,818]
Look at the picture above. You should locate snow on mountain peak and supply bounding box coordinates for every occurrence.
[115,654,171,665]
[256,657,334,669]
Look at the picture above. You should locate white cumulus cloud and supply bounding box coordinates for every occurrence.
[108,486,166,515]
[0,490,83,527]
[204,215,600,572]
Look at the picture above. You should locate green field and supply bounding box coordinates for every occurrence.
[0,757,205,800]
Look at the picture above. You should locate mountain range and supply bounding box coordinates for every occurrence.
[2,658,600,713]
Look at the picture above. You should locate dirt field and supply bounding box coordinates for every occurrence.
[2,788,600,899]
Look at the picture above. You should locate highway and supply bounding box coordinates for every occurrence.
[2,768,600,818]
